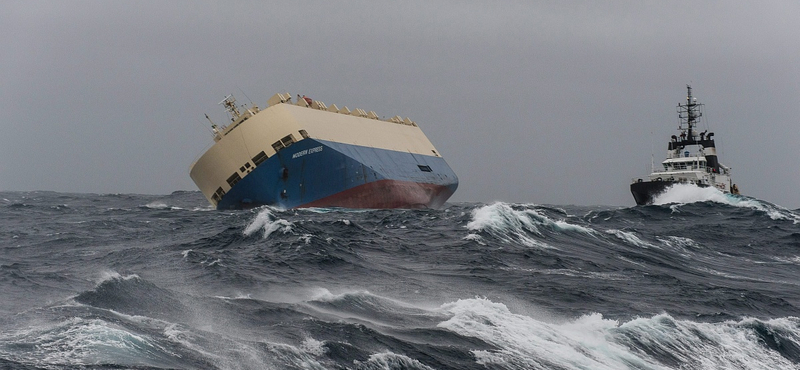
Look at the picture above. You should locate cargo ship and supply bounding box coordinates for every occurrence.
[630,86,739,205]
[189,93,458,210]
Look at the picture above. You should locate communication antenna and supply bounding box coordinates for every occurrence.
[205,114,219,132]
[237,87,254,106]
[194,117,215,135]
[205,113,222,140]
[650,150,654,173]
[650,127,654,173]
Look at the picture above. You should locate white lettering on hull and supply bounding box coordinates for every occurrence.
[292,146,323,159]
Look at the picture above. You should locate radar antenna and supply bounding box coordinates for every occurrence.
[219,94,241,120]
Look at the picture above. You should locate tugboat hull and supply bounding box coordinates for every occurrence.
[630,180,711,205]
[630,180,673,205]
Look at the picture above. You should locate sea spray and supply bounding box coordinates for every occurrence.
[653,183,800,223]
[244,207,294,238]
[2,190,799,369]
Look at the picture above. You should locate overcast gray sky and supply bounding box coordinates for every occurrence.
[2,1,798,207]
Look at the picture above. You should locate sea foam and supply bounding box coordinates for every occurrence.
[437,297,662,369]
[653,183,800,223]
[466,202,595,249]
[244,207,294,238]
[437,297,800,369]
[353,352,436,370]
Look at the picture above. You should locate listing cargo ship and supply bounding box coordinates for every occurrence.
[190,93,458,210]
[630,86,739,205]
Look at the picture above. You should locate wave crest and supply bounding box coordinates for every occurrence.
[353,352,436,370]
[466,202,595,248]
[244,208,294,238]
[437,297,800,369]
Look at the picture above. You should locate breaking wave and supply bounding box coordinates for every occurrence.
[652,183,800,223]
[437,297,800,370]
[2,190,799,369]
[244,207,295,238]
[465,202,596,249]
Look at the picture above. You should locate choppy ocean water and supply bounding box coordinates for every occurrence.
[1,185,800,370]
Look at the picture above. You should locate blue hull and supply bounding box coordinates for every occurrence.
[217,139,458,210]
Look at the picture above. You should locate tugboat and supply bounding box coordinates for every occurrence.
[630,86,739,205]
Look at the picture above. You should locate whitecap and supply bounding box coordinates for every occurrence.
[244,208,294,238]
[658,235,699,249]
[436,296,800,370]
[771,255,800,264]
[465,202,554,249]
[301,337,327,356]
[298,234,313,244]
[3,317,176,368]
[656,235,701,258]
[462,233,486,245]
[437,297,665,369]
[95,271,139,285]
[605,229,659,249]
[654,183,800,223]
[142,202,182,210]
[615,314,800,369]
[353,351,435,370]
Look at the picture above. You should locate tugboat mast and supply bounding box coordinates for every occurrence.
[677,85,702,140]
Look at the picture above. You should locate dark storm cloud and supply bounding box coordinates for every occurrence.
[2,1,798,207]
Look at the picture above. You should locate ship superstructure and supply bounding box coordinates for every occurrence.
[630,86,739,205]
[190,93,458,210]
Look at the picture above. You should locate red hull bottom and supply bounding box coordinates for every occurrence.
[298,180,455,209]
